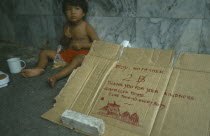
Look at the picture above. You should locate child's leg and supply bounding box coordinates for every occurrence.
[21,50,56,78]
[48,54,85,88]
[36,50,57,68]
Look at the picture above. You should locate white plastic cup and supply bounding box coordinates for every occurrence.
[7,58,26,73]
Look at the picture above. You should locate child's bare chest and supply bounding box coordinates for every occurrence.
[69,25,89,41]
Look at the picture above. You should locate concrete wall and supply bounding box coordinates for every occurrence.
[0,0,210,54]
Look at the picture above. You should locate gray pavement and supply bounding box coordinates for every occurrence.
[0,42,86,136]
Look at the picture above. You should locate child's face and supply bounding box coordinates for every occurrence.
[65,5,85,23]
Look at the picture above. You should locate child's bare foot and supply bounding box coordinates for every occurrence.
[48,76,57,88]
[21,68,45,78]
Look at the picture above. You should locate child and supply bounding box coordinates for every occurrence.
[21,0,99,88]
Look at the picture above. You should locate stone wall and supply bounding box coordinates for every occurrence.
[0,0,210,54]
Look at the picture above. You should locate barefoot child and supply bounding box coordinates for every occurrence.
[21,0,99,88]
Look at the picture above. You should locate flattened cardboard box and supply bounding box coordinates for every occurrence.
[42,41,210,136]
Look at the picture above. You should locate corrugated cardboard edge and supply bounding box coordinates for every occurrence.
[41,41,177,136]
[107,47,175,136]
[151,52,210,136]
[175,53,210,72]
[41,41,123,135]
[88,40,123,60]
[120,47,174,67]
[150,68,179,136]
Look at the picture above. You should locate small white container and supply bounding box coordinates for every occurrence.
[0,71,9,88]
[7,58,26,73]
[120,40,131,47]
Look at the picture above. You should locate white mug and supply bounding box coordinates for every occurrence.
[7,58,26,73]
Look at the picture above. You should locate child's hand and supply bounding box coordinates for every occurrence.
[64,26,71,38]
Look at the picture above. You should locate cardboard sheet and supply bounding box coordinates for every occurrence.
[42,41,210,136]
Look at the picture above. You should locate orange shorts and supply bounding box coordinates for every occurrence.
[59,49,89,63]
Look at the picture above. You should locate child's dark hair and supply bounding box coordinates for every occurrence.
[62,0,88,14]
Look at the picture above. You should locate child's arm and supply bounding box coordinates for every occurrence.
[71,23,99,50]
[84,23,99,48]
[60,24,71,46]
[87,23,100,42]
